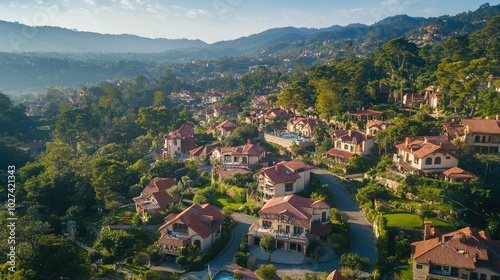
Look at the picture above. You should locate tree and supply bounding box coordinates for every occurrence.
[339,253,371,278]
[259,234,276,261]
[255,264,277,280]
[93,229,135,258]
[153,90,166,107]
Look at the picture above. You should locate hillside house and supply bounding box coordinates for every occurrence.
[443,116,500,155]
[248,194,331,255]
[158,204,225,256]
[394,136,458,175]
[133,178,178,214]
[326,130,374,163]
[255,159,313,201]
[163,122,196,158]
[211,140,266,169]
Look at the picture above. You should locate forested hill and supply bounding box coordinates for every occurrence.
[0,3,498,54]
[0,20,207,53]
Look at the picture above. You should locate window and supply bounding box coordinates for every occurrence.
[434,157,441,165]
[446,156,450,159]
[425,158,432,165]
[414,158,419,164]
[285,183,293,192]
[242,157,247,164]
[233,156,239,163]
[321,211,327,223]
[344,144,348,150]
[475,135,480,142]
[491,275,500,280]
[224,155,231,163]
[173,223,188,232]
[482,136,486,143]
[416,264,423,269]
[350,146,354,152]
[173,139,177,145]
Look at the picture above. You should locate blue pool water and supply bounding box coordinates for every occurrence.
[215,272,234,280]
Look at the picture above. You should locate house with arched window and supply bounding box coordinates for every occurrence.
[394,136,459,175]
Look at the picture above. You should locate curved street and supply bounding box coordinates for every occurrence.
[272,169,377,275]
[182,168,377,278]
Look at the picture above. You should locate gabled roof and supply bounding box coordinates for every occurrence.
[395,136,457,158]
[256,159,312,185]
[189,143,222,157]
[140,178,176,197]
[366,120,392,129]
[217,168,251,179]
[216,120,242,130]
[327,270,353,280]
[462,119,500,135]
[311,220,332,237]
[412,227,500,271]
[259,194,329,221]
[158,204,225,239]
[326,148,356,159]
[331,130,372,144]
[443,167,477,180]
[219,142,266,157]
[176,122,195,137]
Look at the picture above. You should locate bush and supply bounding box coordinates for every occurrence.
[233,251,249,267]
[255,264,277,280]
[193,193,208,204]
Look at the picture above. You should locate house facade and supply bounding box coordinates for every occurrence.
[366,120,393,137]
[158,204,225,256]
[443,117,500,155]
[394,136,458,174]
[211,141,266,169]
[411,222,500,280]
[163,122,196,158]
[326,130,374,163]
[248,194,331,255]
[424,85,441,108]
[287,117,320,137]
[255,159,313,201]
[214,120,242,139]
[133,178,178,215]
[403,93,424,108]
[213,104,239,118]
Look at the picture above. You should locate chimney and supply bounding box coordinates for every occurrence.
[247,139,251,145]
[496,114,500,123]
[275,164,278,172]
[424,137,428,144]
[405,137,411,147]
[424,221,432,240]
[348,130,352,137]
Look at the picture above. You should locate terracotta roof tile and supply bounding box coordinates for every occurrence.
[159,204,225,239]
[217,168,251,179]
[140,178,177,197]
[220,143,266,157]
[395,136,457,158]
[216,104,239,111]
[327,270,353,280]
[366,120,392,129]
[310,221,333,237]
[348,110,383,117]
[158,235,190,247]
[256,159,312,185]
[326,148,356,159]
[443,167,477,179]
[412,226,500,271]
[331,130,372,144]
[462,119,500,134]
[217,120,242,130]
[259,194,329,221]
[189,143,222,157]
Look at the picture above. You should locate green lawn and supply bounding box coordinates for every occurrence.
[395,265,413,280]
[383,212,455,231]
[214,194,243,209]
[114,206,136,225]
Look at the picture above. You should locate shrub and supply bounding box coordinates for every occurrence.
[233,251,249,267]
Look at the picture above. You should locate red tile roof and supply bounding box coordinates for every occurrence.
[462,119,500,134]
[331,130,372,144]
[217,120,242,130]
[310,221,333,237]
[443,167,477,179]
[189,143,222,157]
[395,136,457,159]
[256,159,312,185]
[158,204,226,239]
[327,270,353,280]
[140,178,177,197]
[259,194,329,221]
[412,226,500,271]
[220,143,266,157]
[217,168,251,179]
[158,235,190,247]
[366,120,392,129]
[326,148,356,159]
[176,122,195,137]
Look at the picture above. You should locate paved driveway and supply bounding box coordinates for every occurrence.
[272,169,377,276]
[181,212,257,279]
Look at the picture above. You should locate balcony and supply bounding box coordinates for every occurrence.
[249,223,307,241]
[158,232,190,255]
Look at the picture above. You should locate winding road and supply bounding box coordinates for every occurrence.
[181,168,377,278]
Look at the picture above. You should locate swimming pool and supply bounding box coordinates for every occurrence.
[214,271,235,280]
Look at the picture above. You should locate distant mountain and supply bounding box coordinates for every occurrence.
[0,20,207,53]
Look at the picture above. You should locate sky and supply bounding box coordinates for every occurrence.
[0,0,496,43]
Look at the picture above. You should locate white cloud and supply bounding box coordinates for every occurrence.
[186,8,209,18]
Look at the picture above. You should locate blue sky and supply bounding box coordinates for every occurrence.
[0,0,496,43]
